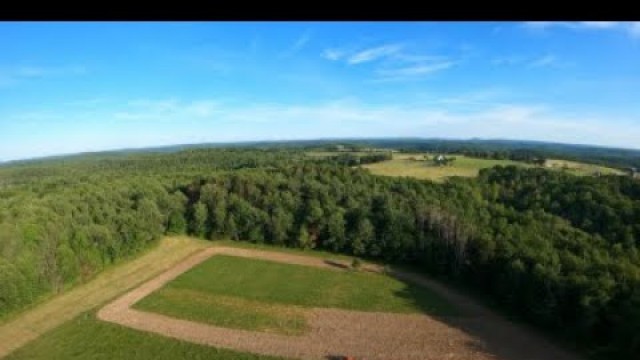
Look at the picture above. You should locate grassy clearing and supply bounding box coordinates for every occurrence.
[0,236,211,358]
[135,255,458,335]
[135,288,308,335]
[362,153,526,182]
[545,159,624,176]
[361,153,622,181]
[4,312,286,360]
[1,236,456,356]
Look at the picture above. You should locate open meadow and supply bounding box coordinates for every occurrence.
[133,254,458,335]
[361,153,527,181]
[544,159,625,176]
[311,151,625,182]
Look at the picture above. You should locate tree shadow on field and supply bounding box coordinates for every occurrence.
[384,268,582,360]
[323,259,350,270]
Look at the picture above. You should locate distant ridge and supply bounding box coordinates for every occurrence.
[2,137,640,169]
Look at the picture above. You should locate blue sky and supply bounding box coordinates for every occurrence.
[1,21,639,161]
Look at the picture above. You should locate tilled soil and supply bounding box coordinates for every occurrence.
[97,247,582,360]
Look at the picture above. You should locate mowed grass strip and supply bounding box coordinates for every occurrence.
[134,255,458,335]
[4,312,287,360]
[135,288,308,335]
[0,236,210,358]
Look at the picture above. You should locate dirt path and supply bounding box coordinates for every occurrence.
[98,247,582,360]
[0,237,210,359]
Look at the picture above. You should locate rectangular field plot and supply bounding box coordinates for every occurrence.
[133,255,458,335]
[362,154,527,182]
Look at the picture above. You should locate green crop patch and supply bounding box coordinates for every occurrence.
[134,254,458,335]
[135,288,308,335]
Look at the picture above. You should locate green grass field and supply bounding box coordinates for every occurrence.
[4,312,286,360]
[353,152,623,182]
[544,159,624,176]
[135,255,458,335]
[0,236,212,358]
[361,153,526,182]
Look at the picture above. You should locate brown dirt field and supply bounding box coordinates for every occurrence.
[97,246,583,360]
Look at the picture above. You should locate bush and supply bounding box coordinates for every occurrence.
[351,257,362,270]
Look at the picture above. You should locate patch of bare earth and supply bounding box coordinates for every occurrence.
[97,246,582,360]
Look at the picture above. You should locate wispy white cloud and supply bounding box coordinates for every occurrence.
[110,97,639,149]
[433,88,514,108]
[528,54,557,68]
[492,53,566,69]
[5,96,640,161]
[630,22,640,37]
[63,97,111,108]
[525,22,618,30]
[115,99,220,121]
[579,21,619,29]
[491,55,527,66]
[0,64,87,88]
[347,44,402,64]
[523,21,640,38]
[322,48,344,61]
[322,42,455,81]
[15,65,87,77]
[280,30,312,58]
[375,61,455,81]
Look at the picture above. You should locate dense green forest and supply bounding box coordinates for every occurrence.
[1,147,639,359]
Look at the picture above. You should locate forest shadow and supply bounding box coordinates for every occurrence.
[384,269,580,360]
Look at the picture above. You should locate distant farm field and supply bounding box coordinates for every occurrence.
[312,151,625,181]
[4,312,286,360]
[134,255,458,335]
[544,159,624,176]
[361,153,526,182]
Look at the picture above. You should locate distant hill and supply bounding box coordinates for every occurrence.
[3,138,640,169]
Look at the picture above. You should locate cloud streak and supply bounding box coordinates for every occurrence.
[375,61,455,81]
[5,96,640,161]
[323,42,455,81]
[528,54,557,68]
[347,44,402,64]
[492,54,564,69]
[0,64,87,88]
[115,98,220,120]
[523,21,640,38]
[280,30,312,58]
[322,48,344,61]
